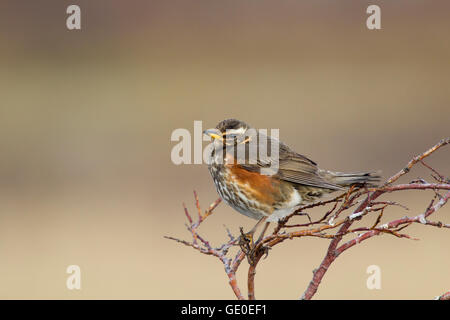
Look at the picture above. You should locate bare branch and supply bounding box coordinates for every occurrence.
[167,137,450,300]
[301,138,450,300]
[436,291,450,300]
[165,194,243,299]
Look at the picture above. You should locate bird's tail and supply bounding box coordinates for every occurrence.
[322,170,381,188]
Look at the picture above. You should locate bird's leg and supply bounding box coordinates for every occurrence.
[252,221,272,261]
[245,216,267,244]
[239,216,267,257]
[239,227,252,256]
[255,221,270,244]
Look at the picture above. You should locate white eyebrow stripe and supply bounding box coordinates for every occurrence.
[224,127,246,135]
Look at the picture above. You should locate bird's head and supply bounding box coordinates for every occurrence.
[203,119,250,147]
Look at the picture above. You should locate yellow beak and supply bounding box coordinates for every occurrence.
[203,129,223,141]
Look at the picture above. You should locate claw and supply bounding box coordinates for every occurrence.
[239,227,254,255]
[262,246,271,259]
[238,226,273,265]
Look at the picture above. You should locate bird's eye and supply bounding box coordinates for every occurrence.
[223,133,238,139]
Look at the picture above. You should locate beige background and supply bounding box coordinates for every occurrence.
[0,1,449,299]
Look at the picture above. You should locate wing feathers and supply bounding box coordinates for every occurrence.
[233,132,342,190]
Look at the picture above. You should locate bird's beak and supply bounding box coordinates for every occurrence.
[203,129,223,141]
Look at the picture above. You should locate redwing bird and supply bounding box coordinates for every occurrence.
[204,119,379,244]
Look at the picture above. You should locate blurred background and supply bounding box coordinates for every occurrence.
[0,0,449,299]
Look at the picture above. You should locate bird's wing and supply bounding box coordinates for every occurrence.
[236,131,343,191]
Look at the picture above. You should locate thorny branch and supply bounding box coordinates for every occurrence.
[166,138,450,300]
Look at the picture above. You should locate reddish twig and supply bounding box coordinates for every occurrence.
[165,194,244,299]
[167,137,450,300]
[436,291,450,300]
[421,160,447,183]
[301,138,449,300]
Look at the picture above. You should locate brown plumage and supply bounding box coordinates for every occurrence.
[204,119,379,223]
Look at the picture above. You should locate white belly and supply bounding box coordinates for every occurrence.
[266,189,302,222]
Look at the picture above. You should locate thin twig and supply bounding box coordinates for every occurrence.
[167,138,450,300]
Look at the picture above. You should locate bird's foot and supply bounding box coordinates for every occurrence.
[239,227,271,265]
[259,245,271,260]
[238,227,254,256]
